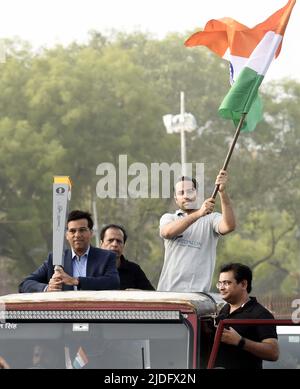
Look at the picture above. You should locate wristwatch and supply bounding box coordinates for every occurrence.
[237,336,246,349]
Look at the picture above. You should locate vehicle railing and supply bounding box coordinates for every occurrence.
[207,319,298,369]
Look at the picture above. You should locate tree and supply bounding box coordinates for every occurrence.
[0,32,299,295]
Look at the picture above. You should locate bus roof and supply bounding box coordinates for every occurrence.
[0,290,222,317]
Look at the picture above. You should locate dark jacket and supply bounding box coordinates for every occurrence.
[19,246,120,293]
[118,256,154,290]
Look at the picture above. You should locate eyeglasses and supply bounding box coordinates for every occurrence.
[67,227,90,235]
[216,280,233,288]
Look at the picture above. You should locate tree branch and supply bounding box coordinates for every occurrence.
[252,222,296,269]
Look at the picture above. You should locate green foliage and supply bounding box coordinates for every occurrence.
[216,211,299,294]
[0,32,299,296]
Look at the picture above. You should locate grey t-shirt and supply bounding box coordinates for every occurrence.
[157,210,222,292]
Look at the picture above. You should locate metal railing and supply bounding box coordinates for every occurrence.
[207,319,298,369]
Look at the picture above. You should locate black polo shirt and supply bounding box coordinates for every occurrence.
[215,297,277,369]
[118,256,155,290]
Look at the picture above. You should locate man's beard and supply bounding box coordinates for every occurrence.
[182,199,198,210]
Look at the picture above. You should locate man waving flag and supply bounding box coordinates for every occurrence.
[185,0,296,132]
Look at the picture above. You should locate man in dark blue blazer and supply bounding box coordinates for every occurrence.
[19,210,120,293]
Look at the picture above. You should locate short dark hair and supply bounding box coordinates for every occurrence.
[220,263,252,293]
[100,224,127,243]
[67,210,94,230]
[174,176,198,191]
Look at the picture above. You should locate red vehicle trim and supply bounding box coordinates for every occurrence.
[207,319,298,369]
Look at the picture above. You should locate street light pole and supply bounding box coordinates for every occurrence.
[180,91,187,175]
[92,197,100,247]
[162,92,197,176]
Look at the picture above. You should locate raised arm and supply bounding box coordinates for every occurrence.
[215,170,236,235]
[160,199,216,239]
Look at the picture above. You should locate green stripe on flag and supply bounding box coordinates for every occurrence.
[218,67,264,132]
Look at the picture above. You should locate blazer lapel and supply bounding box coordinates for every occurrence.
[63,249,73,276]
[86,246,95,276]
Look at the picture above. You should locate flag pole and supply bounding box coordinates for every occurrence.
[211,112,247,199]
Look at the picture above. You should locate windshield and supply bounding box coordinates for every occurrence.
[0,321,191,369]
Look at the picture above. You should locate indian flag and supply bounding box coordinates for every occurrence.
[73,346,89,369]
[185,0,296,132]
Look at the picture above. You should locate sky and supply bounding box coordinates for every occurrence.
[0,0,299,81]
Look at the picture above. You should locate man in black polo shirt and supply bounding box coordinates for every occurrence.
[100,224,154,290]
[215,263,279,369]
